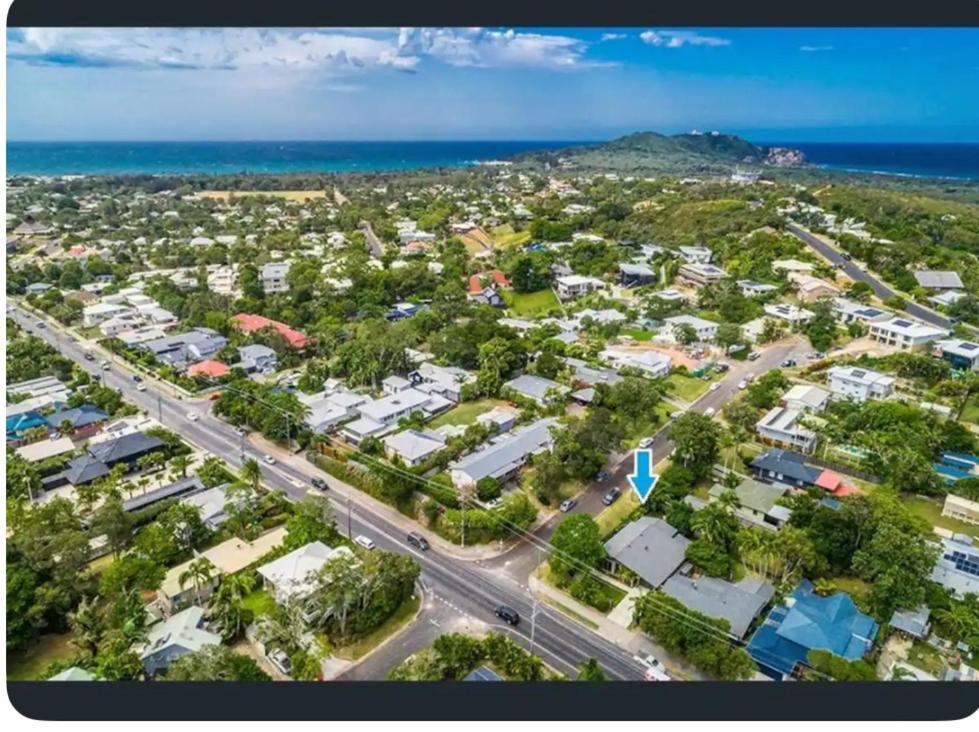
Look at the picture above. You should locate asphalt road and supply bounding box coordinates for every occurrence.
[786,223,953,330]
[9,304,650,681]
[358,221,384,259]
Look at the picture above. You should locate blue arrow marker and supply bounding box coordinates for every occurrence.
[628,449,659,503]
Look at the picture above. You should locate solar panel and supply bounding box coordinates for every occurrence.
[894,319,913,327]
[851,370,866,378]
[962,343,979,351]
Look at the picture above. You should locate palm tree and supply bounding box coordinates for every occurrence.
[208,572,257,641]
[934,604,978,643]
[68,595,104,659]
[240,458,261,491]
[59,418,75,438]
[170,454,191,479]
[179,557,216,606]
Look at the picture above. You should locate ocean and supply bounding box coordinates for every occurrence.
[6,140,979,181]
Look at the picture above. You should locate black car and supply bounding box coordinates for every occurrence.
[406,532,430,551]
[310,477,328,491]
[495,605,520,626]
[132,375,142,382]
[602,488,621,506]
[596,470,611,482]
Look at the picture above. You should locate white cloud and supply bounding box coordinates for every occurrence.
[640,30,731,48]
[800,45,835,52]
[600,33,627,42]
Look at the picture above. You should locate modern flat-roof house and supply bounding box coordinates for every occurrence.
[942,494,979,527]
[650,288,687,304]
[257,541,355,603]
[141,327,228,369]
[408,362,476,402]
[934,339,979,372]
[383,429,446,466]
[933,452,979,485]
[82,302,133,327]
[751,448,823,489]
[7,375,71,403]
[773,259,815,274]
[782,384,831,412]
[503,374,570,405]
[677,262,728,286]
[746,579,878,679]
[555,274,606,300]
[832,297,892,326]
[598,347,672,378]
[261,261,291,294]
[238,344,278,374]
[449,417,557,489]
[930,535,979,598]
[737,280,779,298]
[827,366,895,402]
[140,606,221,678]
[122,476,206,514]
[603,517,690,588]
[662,574,775,639]
[756,406,818,454]
[763,303,815,325]
[14,436,75,463]
[619,262,656,287]
[914,270,964,290]
[663,314,719,343]
[708,479,790,531]
[341,388,452,444]
[677,245,713,263]
[869,317,948,351]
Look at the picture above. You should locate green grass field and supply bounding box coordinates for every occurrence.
[7,633,77,680]
[665,373,711,403]
[491,225,532,248]
[334,595,421,661]
[502,289,560,317]
[596,491,640,538]
[959,395,979,424]
[621,328,654,341]
[241,588,277,618]
[902,495,979,539]
[428,399,505,428]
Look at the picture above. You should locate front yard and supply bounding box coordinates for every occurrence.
[428,398,507,428]
[242,588,277,618]
[501,289,561,317]
[665,373,712,403]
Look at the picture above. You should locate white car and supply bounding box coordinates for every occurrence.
[737,379,748,390]
[708,382,721,392]
[704,407,716,418]
[186,411,199,421]
[354,535,376,550]
[634,651,671,682]
[263,454,276,465]
[136,383,147,392]
[638,437,654,449]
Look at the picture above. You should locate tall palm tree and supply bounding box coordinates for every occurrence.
[208,572,256,641]
[240,458,261,491]
[179,557,216,606]
[170,454,191,479]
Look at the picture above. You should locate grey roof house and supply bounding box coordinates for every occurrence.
[661,574,775,639]
[604,517,690,588]
[140,606,221,678]
[140,327,227,369]
[450,418,557,488]
[239,343,278,373]
[503,374,570,405]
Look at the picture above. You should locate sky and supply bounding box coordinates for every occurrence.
[6,27,979,143]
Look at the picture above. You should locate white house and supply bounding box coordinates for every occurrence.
[341,388,452,444]
[756,406,818,454]
[833,298,892,326]
[383,429,446,466]
[261,261,291,294]
[449,418,557,489]
[677,263,728,286]
[782,384,831,412]
[827,366,896,402]
[869,317,949,351]
[408,363,476,402]
[663,314,719,342]
[556,275,606,300]
[737,280,778,298]
[934,339,979,372]
[83,302,133,327]
[257,541,355,603]
[763,303,815,325]
[599,347,672,378]
[677,246,713,264]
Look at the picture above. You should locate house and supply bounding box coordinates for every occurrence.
[763,303,815,325]
[650,288,687,305]
[738,280,778,298]
[772,259,815,274]
[827,366,895,402]
[756,406,818,453]
[48,667,95,682]
[449,417,557,488]
[889,606,932,640]
[82,302,133,327]
[782,384,831,412]
[382,375,412,395]
[677,262,728,286]
[565,357,622,387]
[180,484,231,528]
[929,290,967,309]
[341,388,451,444]
[122,476,206,514]
[25,282,54,295]
[89,431,166,469]
[231,314,310,349]
[464,666,504,682]
[677,245,712,263]
[141,327,228,369]
[301,388,369,434]
[787,273,840,302]
[503,374,569,405]
[708,479,790,531]
[942,494,979,526]
[475,406,518,433]
[746,580,878,679]
[619,263,656,287]
[934,339,979,372]
[663,314,719,342]
[408,363,476,402]
[15,436,75,464]
[7,410,52,443]
[45,405,109,438]
[869,318,948,351]
[555,275,606,300]
[751,448,823,489]
[603,517,690,588]
[662,574,775,639]
[239,344,278,374]
[7,375,71,403]
[187,359,231,379]
[832,298,893,326]
[261,261,291,294]
[140,606,221,678]
[930,535,979,598]
[383,429,446,466]
[257,540,355,603]
[598,347,672,378]
[574,308,628,327]
[914,270,964,290]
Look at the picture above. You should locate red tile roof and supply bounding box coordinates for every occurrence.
[231,314,310,349]
[188,359,231,378]
[815,470,842,492]
[468,275,483,295]
[490,270,510,288]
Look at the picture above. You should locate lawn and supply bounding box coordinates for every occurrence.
[959,395,979,424]
[242,588,277,618]
[501,289,561,317]
[621,328,654,342]
[540,597,600,630]
[902,495,979,539]
[334,595,421,661]
[428,399,505,428]
[907,641,946,677]
[7,633,77,680]
[491,225,532,248]
[665,373,711,403]
[596,490,640,538]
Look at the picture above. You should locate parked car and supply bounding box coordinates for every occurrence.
[704,407,716,417]
[669,411,684,420]
[737,379,748,390]
[559,498,578,512]
[311,477,328,491]
[780,358,797,367]
[602,488,621,506]
[186,411,199,422]
[100,360,111,370]
[708,382,721,392]
[495,605,520,626]
[136,383,147,392]
[262,454,276,465]
[83,352,95,361]
[36,320,46,328]
[638,437,654,449]
[354,535,376,550]
[596,470,611,482]
[268,649,292,676]
[747,351,761,361]
[132,375,142,382]
[406,532,430,551]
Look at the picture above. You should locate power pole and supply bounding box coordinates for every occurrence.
[157,394,163,424]
[347,496,353,539]
[529,595,540,656]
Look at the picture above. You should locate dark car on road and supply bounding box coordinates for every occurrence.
[406,532,430,551]
[596,470,611,482]
[310,477,328,491]
[495,605,520,626]
[602,488,621,506]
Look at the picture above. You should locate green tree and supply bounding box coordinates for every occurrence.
[577,658,607,681]
[165,644,271,681]
[179,557,216,606]
[549,514,607,580]
[207,572,257,642]
[669,412,720,479]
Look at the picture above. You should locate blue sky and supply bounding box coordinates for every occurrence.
[6,27,979,142]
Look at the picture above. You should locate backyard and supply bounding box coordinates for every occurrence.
[901,494,979,540]
[7,633,76,681]
[501,289,561,317]
[427,399,507,428]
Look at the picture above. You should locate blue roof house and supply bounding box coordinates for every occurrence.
[746,580,878,679]
[6,410,49,442]
[45,405,109,431]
